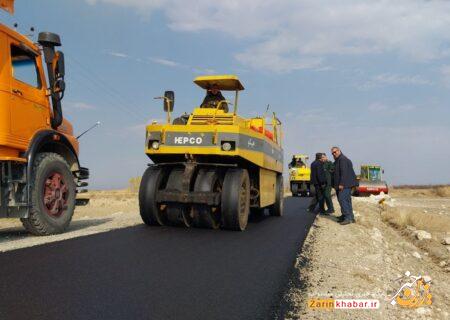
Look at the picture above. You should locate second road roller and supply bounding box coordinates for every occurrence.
[139,75,284,231]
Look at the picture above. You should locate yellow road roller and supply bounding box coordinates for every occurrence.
[139,75,284,231]
[289,154,313,197]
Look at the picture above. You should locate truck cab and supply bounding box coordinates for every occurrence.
[0,7,89,235]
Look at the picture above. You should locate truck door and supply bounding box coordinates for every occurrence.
[9,39,49,146]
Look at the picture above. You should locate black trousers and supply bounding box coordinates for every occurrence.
[308,185,325,212]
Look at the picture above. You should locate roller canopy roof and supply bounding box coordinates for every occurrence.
[194,75,244,91]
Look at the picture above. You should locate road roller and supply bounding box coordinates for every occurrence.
[289,154,313,197]
[139,75,284,231]
[354,164,389,196]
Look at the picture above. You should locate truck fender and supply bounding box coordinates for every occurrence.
[25,129,80,180]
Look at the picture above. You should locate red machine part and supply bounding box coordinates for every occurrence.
[250,126,274,141]
[357,184,389,195]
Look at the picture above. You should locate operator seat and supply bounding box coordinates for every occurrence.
[172,113,189,125]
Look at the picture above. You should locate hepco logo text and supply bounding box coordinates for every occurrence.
[174,136,203,145]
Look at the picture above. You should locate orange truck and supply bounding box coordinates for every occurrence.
[0,1,89,235]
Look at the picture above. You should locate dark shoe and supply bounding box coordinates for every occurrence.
[339,219,355,225]
[336,215,345,222]
[319,211,330,216]
[325,210,335,214]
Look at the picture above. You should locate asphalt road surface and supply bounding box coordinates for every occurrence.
[0,197,315,320]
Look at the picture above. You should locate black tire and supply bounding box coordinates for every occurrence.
[165,168,192,227]
[221,168,250,231]
[291,183,298,196]
[269,173,284,217]
[21,152,76,235]
[193,169,222,229]
[139,166,167,226]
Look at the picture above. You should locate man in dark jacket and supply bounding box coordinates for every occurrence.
[308,153,327,214]
[332,147,357,225]
[321,153,335,214]
[201,84,229,112]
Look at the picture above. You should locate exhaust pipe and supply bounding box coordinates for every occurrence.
[38,32,64,129]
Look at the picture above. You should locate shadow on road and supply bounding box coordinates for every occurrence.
[0,218,113,242]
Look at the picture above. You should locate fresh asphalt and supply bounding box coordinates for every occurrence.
[0,197,316,320]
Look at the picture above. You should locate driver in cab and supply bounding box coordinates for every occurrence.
[201,84,229,113]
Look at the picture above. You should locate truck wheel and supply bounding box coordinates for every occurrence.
[269,174,284,217]
[221,168,250,231]
[193,169,222,229]
[139,166,168,226]
[21,152,76,235]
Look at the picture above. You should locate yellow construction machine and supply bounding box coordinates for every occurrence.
[289,154,313,197]
[139,75,284,231]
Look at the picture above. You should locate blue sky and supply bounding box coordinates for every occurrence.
[2,0,450,188]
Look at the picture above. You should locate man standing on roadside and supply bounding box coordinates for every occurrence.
[331,147,357,225]
[308,153,327,214]
[321,153,335,214]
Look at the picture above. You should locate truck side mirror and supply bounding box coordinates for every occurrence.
[55,51,65,78]
[51,51,65,101]
[164,91,174,112]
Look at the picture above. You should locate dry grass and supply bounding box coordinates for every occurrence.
[390,185,450,198]
[381,206,450,232]
[128,177,141,193]
[433,186,450,197]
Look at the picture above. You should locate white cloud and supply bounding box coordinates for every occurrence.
[66,101,96,110]
[87,0,450,72]
[108,51,129,58]
[367,102,416,113]
[371,73,431,86]
[107,50,215,74]
[359,73,432,89]
[149,57,180,67]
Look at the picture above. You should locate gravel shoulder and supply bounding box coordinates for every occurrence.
[284,191,450,320]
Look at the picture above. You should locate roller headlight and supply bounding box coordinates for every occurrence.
[221,141,235,151]
[222,142,232,151]
[151,141,160,150]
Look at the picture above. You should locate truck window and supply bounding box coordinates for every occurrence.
[10,45,41,88]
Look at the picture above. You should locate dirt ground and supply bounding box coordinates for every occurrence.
[285,187,450,320]
[0,190,141,252]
